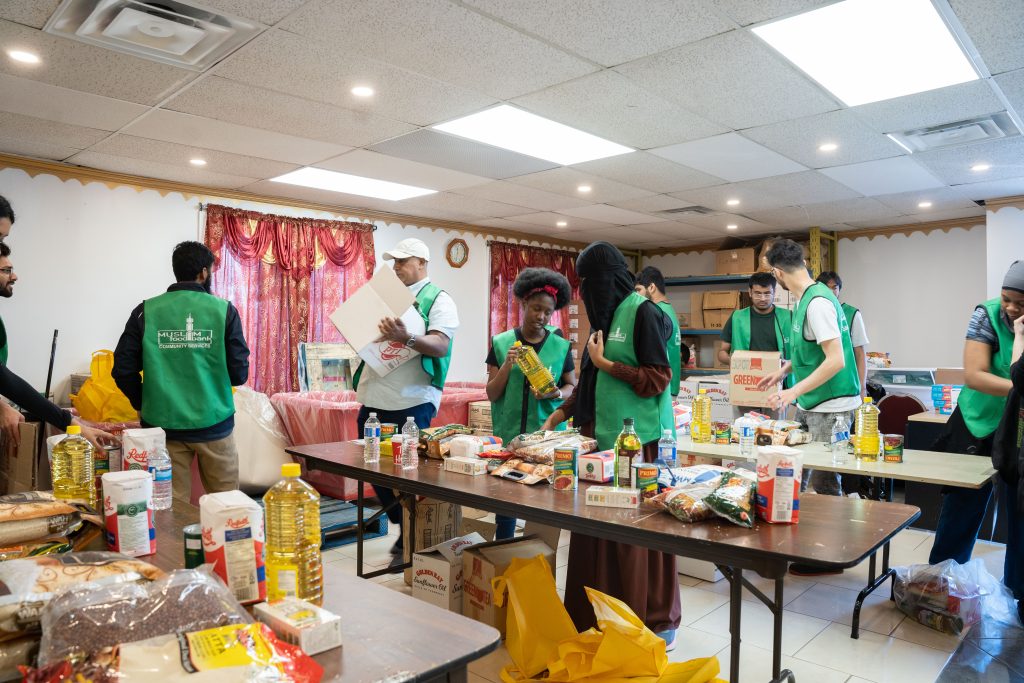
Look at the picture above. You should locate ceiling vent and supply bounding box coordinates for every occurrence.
[43,0,265,71]
[888,112,1020,153]
[660,205,717,216]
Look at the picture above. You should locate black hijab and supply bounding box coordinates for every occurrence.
[574,242,637,426]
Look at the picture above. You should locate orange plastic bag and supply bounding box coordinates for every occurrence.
[70,350,137,423]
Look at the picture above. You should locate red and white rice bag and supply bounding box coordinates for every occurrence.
[199,490,266,604]
[755,446,802,524]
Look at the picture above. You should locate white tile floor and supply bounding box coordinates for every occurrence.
[321,520,1001,683]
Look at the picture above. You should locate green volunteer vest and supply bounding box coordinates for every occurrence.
[352,282,452,391]
[729,306,791,356]
[790,282,861,410]
[490,327,570,441]
[959,299,1013,439]
[594,293,675,450]
[842,303,859,330]
[141,290,233,430]
[0,315,7,365]
[655,301,681,397]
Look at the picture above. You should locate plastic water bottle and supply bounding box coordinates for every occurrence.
[831,414,850,465]
[52,425,96,508]
[854,397,880,461]
[264,463,323,605]
[401,417,419,470]
[147,447,173,510]
[736,416,757,458]
[363,412,381,464]
[657,429,677,468]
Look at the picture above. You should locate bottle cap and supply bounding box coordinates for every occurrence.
[698,388,707,394]
[369,412,377,418]
[864,397,873,404]
[66,425,81,435]
[282,463,301,477]
[623,417,634,426]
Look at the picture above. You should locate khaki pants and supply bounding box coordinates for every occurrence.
[167,435,239,502]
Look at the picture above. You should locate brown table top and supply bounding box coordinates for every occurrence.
[288,442,922,579]
[151,505,499,683]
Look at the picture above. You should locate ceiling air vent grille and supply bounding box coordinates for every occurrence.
[888,112,1019,153]
[660,205,717,216]
[43,0,265,71]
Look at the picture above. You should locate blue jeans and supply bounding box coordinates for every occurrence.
[928,482,993,565]
[495,515,517,540]
[357,403,436,546]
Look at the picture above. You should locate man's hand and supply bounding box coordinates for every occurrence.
[767,387,799,410]
[0,403,23,447]
[503,345,523,368]
[757,369,787,391]
[378,317,410,344]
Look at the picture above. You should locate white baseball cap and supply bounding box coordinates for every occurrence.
[383,237,430,262]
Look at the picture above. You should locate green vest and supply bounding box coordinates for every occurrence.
[790,283,861,410]
[959,299,1013,439]
[729,307,791,356]
[490,327,570,441]
[352,282,452,391]
[594,293,674,450]
[655,301,681,397]
[141,290,233,430]
[841,303,859,331]
[0,315,7,365]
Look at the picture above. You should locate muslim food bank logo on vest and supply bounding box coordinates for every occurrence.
[607,326,627,344]
[158,313,213,350]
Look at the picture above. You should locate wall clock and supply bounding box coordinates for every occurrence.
[445,238,469,268]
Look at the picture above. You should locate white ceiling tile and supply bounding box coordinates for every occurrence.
[199,0,308,24]
[556,204,668,225]
[88,135,300,180]
[626,221,716,240]
[123,109,351,166]
[0,1,61,29]
[464,0,732,67]
[0,73,148,131]
[212,29,497,127]
[673,212,773,234]
[449,181,591,212]
[505,212,614,231]
[513,70,727,150]
[395,192,534,219]
[471,217,537,231]
[611,194,702,213]
[239,180,410,214]
[616,29,839,129]
[905,207,986,223]
[560,226,667,248]
[993,69,1024,124]
[912,135,1024,185]
[842,217,909,229]
[873,187,977,214]
[949,0,1024,75]
[0,20,193,105]
[315,150,491,191]
[508,167,655,204]
[820,157,945,196]
[952,177,1024,202]
[736,171,863,205]
[368,130,558,179]
[650,133,807,182]
[848,80,1006,134]
[0,110,110,150]
[742,206,817,229]
[714,0,834,26]
[66,151,260,189]
[742,110,906,168]
[572,151,724,194]
[165,77,415,148]
[793,198,901,225]
[668,183,782,213]
[0,137,80,162]
[279,0,597,100]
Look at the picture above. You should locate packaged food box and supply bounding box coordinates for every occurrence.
[199,490,266,604]
[755,446,802,524]
[585,486,640,509]
[444,455,488,476]
[411,532,485,612]
[254,597,343,655]
[578,450,614,483]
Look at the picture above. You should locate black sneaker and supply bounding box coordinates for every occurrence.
[390,539,404,555]
[789,563,843,577]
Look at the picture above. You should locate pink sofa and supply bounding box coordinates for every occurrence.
[270,382,488,499]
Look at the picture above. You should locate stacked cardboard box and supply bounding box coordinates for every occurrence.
[703,291,740,330]
[714,248,756,275]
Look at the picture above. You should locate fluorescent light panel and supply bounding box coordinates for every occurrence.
[434,105,633,165]
[270,167,436,201]
[752,0,979,106]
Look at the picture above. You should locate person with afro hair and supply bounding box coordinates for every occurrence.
[486,267,577,540]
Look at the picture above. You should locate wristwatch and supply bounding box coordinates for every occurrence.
[405,334,417,349]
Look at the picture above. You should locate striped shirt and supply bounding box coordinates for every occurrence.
[965,305,1013,350]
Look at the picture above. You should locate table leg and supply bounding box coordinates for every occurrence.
[851,476,897,639]
[357,480,365,578]
[354,487,410,580]
[729,566,742,683]
[727,567,794,683]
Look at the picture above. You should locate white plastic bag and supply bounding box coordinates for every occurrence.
[232,387,292,494]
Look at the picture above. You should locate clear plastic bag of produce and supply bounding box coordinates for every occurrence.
[648,481,720,523]
[38,568,251,666]
[893,558,1020,635]
[704,470,757,528]
[507,430,598,464]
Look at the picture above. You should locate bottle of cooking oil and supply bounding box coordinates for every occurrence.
[511,341,558,395]
[263,463,323,605]
[691,389,712,444]
[613,418,642,487]
[854,397,880,462]
[51,425,96,508]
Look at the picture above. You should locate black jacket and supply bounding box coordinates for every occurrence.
[992,356,1024,511]
[112,282,249,442]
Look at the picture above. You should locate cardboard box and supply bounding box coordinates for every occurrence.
[462,536,555,636]
[702,309,733,330]
[703,291,741,310]
[444,455,488,476]
[677,380,700,406]
[698,379,739,422]
[677,557,725,583]
[254,598,343,655]
[585,486,640,508]
[403,499,464,584]
[467,401,492,431]
[729,351,782,407]
[412,532,486,611]
[715,248,756,275]
[1,421,40,494]
[713,340,730,369]
[578,450,614,482]
[687,293,704,329]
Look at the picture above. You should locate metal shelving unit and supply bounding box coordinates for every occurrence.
[664,274,753,287]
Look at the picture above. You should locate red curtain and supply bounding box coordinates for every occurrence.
[204,204,375,396]
[488,241,580,340]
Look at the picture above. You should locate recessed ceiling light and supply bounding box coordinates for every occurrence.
[434,104,633,165]
[351,86,374,97]
[818,143,839,152]
[7,50,40,64]
[556,221,568,227]
[917,201,933,208]
[726,199,740,206]
[270,167,437,201]
[727,224,738,230]
[576,185,592,194]
[971,163,991,172]
[189,158,207,166]
[752,0,979,106]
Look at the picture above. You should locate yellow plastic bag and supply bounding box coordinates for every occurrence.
[70,350,137,423]
[492,555,577,679]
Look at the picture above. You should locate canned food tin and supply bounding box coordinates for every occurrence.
[883,434,904,463]
[712,422,731,445]
[380,423,399,437]
[183,524,204,568]
[104,445,122,473]
[552,447,578,491]
[631,463,660,500]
